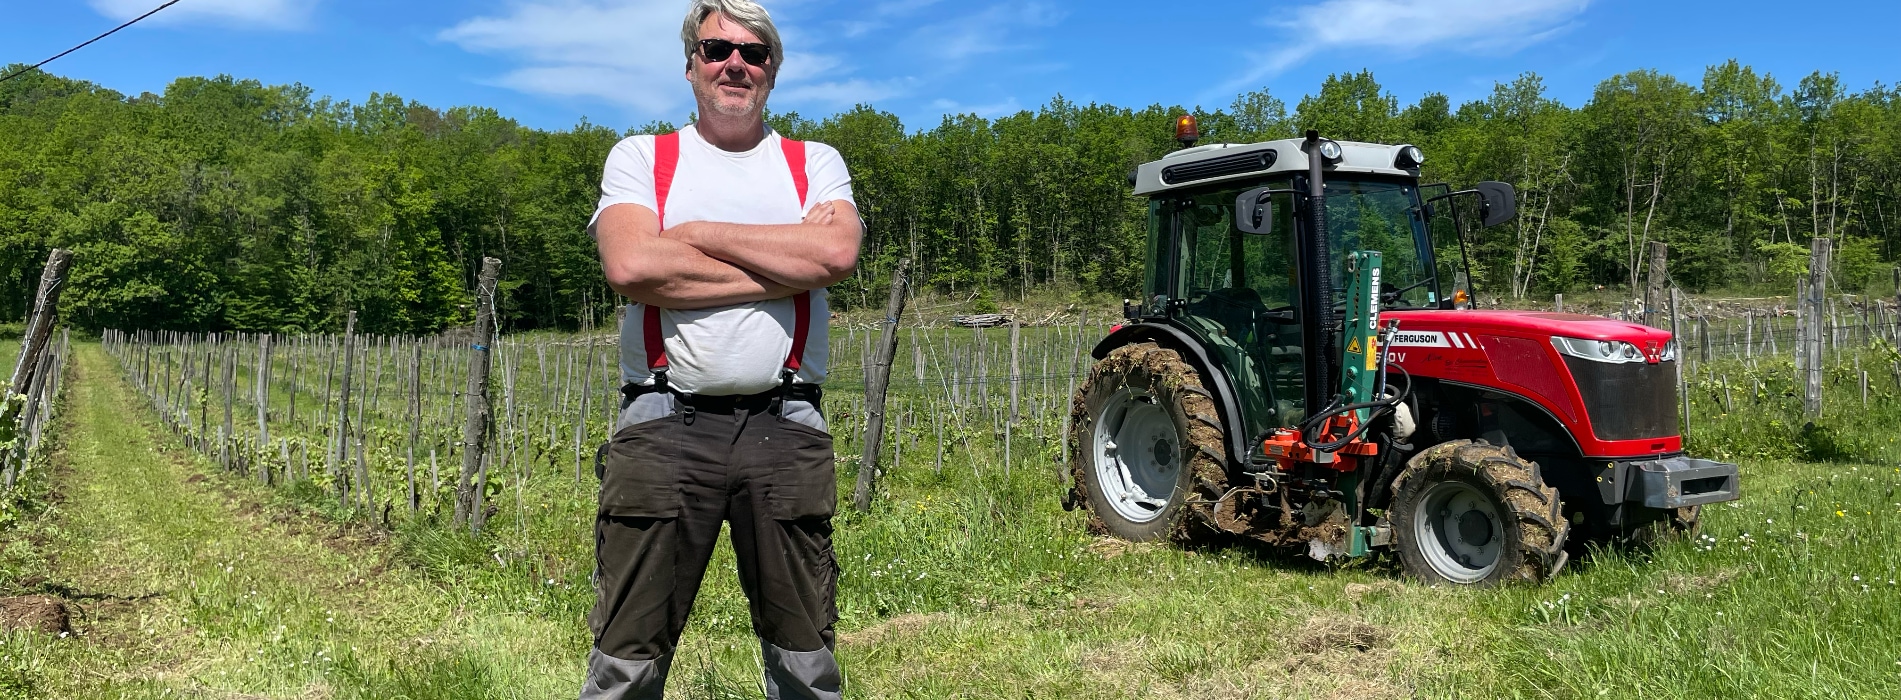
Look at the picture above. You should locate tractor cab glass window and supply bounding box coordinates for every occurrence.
[1174,185,1304,432]
[1322,180,1436,308]
[1419,182,1473,307]
[1143,199,1172,314]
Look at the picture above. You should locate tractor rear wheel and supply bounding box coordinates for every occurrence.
[1069,342,1226,542]
[1390,441,1569,585]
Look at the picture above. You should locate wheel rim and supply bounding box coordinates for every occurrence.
[1414,480,1504,583]
[1091,388,1180,523]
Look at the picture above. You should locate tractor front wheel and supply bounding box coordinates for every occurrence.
[1391,441,1569,585]
[1069,343,1226,542]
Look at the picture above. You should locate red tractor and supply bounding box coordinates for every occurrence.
[1067,120,1739,584]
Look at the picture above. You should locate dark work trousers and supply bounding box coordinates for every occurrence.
[581,393,840,700]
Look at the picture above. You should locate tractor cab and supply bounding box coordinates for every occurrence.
[1067,121,1741,585]
[1128,135,1475,438]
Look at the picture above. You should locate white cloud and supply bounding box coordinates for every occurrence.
[90,0,319,29]
[440,0,687,114]
[929,97,1021,118]
[778,51,844,84]
[778,78,908,108]
[440,1,870,117]
[1227,0,1589,89]
[911,3,1064,63]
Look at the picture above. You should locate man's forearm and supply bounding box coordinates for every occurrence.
[664,209,860,289]
[602,236,799,310]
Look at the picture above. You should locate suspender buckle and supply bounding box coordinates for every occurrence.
[774,369,797,420]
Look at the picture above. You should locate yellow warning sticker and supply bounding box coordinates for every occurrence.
[1366,337,1379,370]
[1346,336,1362,355]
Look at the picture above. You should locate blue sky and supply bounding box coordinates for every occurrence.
[4,0,1897,133]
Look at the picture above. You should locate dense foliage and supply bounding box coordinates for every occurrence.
[2,62,1897,333]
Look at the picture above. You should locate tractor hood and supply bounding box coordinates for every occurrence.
[1380,309,1681,458]
[1385,310,1673,352]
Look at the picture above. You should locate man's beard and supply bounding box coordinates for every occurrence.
[695,75,765,117]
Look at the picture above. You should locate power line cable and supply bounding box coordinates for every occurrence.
[0,0,183,85]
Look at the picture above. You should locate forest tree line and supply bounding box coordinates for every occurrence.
[1,60,1897,334]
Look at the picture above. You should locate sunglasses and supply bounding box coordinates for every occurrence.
[697,39,772,67]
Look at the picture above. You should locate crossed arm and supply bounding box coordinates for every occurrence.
[592,200,862,309]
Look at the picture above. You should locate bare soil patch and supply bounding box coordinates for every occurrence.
[0,594,71,634]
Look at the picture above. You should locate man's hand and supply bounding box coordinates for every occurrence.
[802,201,836,226]
[661,200,861,291]
[593,203,801,310]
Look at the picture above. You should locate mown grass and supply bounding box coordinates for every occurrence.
[42,327,1901,698]
[367,353,1901,697]
[0,346,586,699]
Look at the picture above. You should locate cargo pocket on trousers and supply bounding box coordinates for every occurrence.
[599,415,682,518]
[763,420,837,521]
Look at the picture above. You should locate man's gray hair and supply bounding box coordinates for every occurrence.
[680,0,783,77]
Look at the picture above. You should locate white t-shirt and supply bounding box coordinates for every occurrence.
[592,124,854,396]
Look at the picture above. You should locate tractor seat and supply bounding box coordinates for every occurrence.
[1188,288,1265,341]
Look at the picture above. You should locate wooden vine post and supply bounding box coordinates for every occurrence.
[3,248,73,488]
[407,340,422,513]
[456,257,502,530]
[334,311,357,507]
[1670,288,1688,436]
[7,249,73,404]
[1804,238,1831,420]
[852,258,910,512]
[1643,241,1667,328]
[255,334,272,484]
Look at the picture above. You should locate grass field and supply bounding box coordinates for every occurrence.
[2,311,1899,697]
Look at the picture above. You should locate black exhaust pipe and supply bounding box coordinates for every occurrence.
[1298,130,1333,416]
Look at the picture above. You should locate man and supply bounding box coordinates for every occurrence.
[581,1,861,698]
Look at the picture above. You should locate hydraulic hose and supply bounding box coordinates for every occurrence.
[1299,364,1413,453]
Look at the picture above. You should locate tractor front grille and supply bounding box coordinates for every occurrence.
[1562,357,1679,441]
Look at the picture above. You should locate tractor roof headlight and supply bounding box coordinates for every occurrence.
[1552,336,1646,364]
[1395,144,1424,169]
[1317,139,1344,161]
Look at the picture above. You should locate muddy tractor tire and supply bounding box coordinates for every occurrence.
[1390,441,1570,585]
[1069,342,1227,543]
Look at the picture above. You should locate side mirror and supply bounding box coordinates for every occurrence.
[1476,181,1516,228]
[1234,187,1274,234]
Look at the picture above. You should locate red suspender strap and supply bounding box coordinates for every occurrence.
[785,290,811,373]
[644,132,681,375]
[643,303,667,373]
[652,131,680,230]
[780,137,811,376]
[781,137,809,208]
